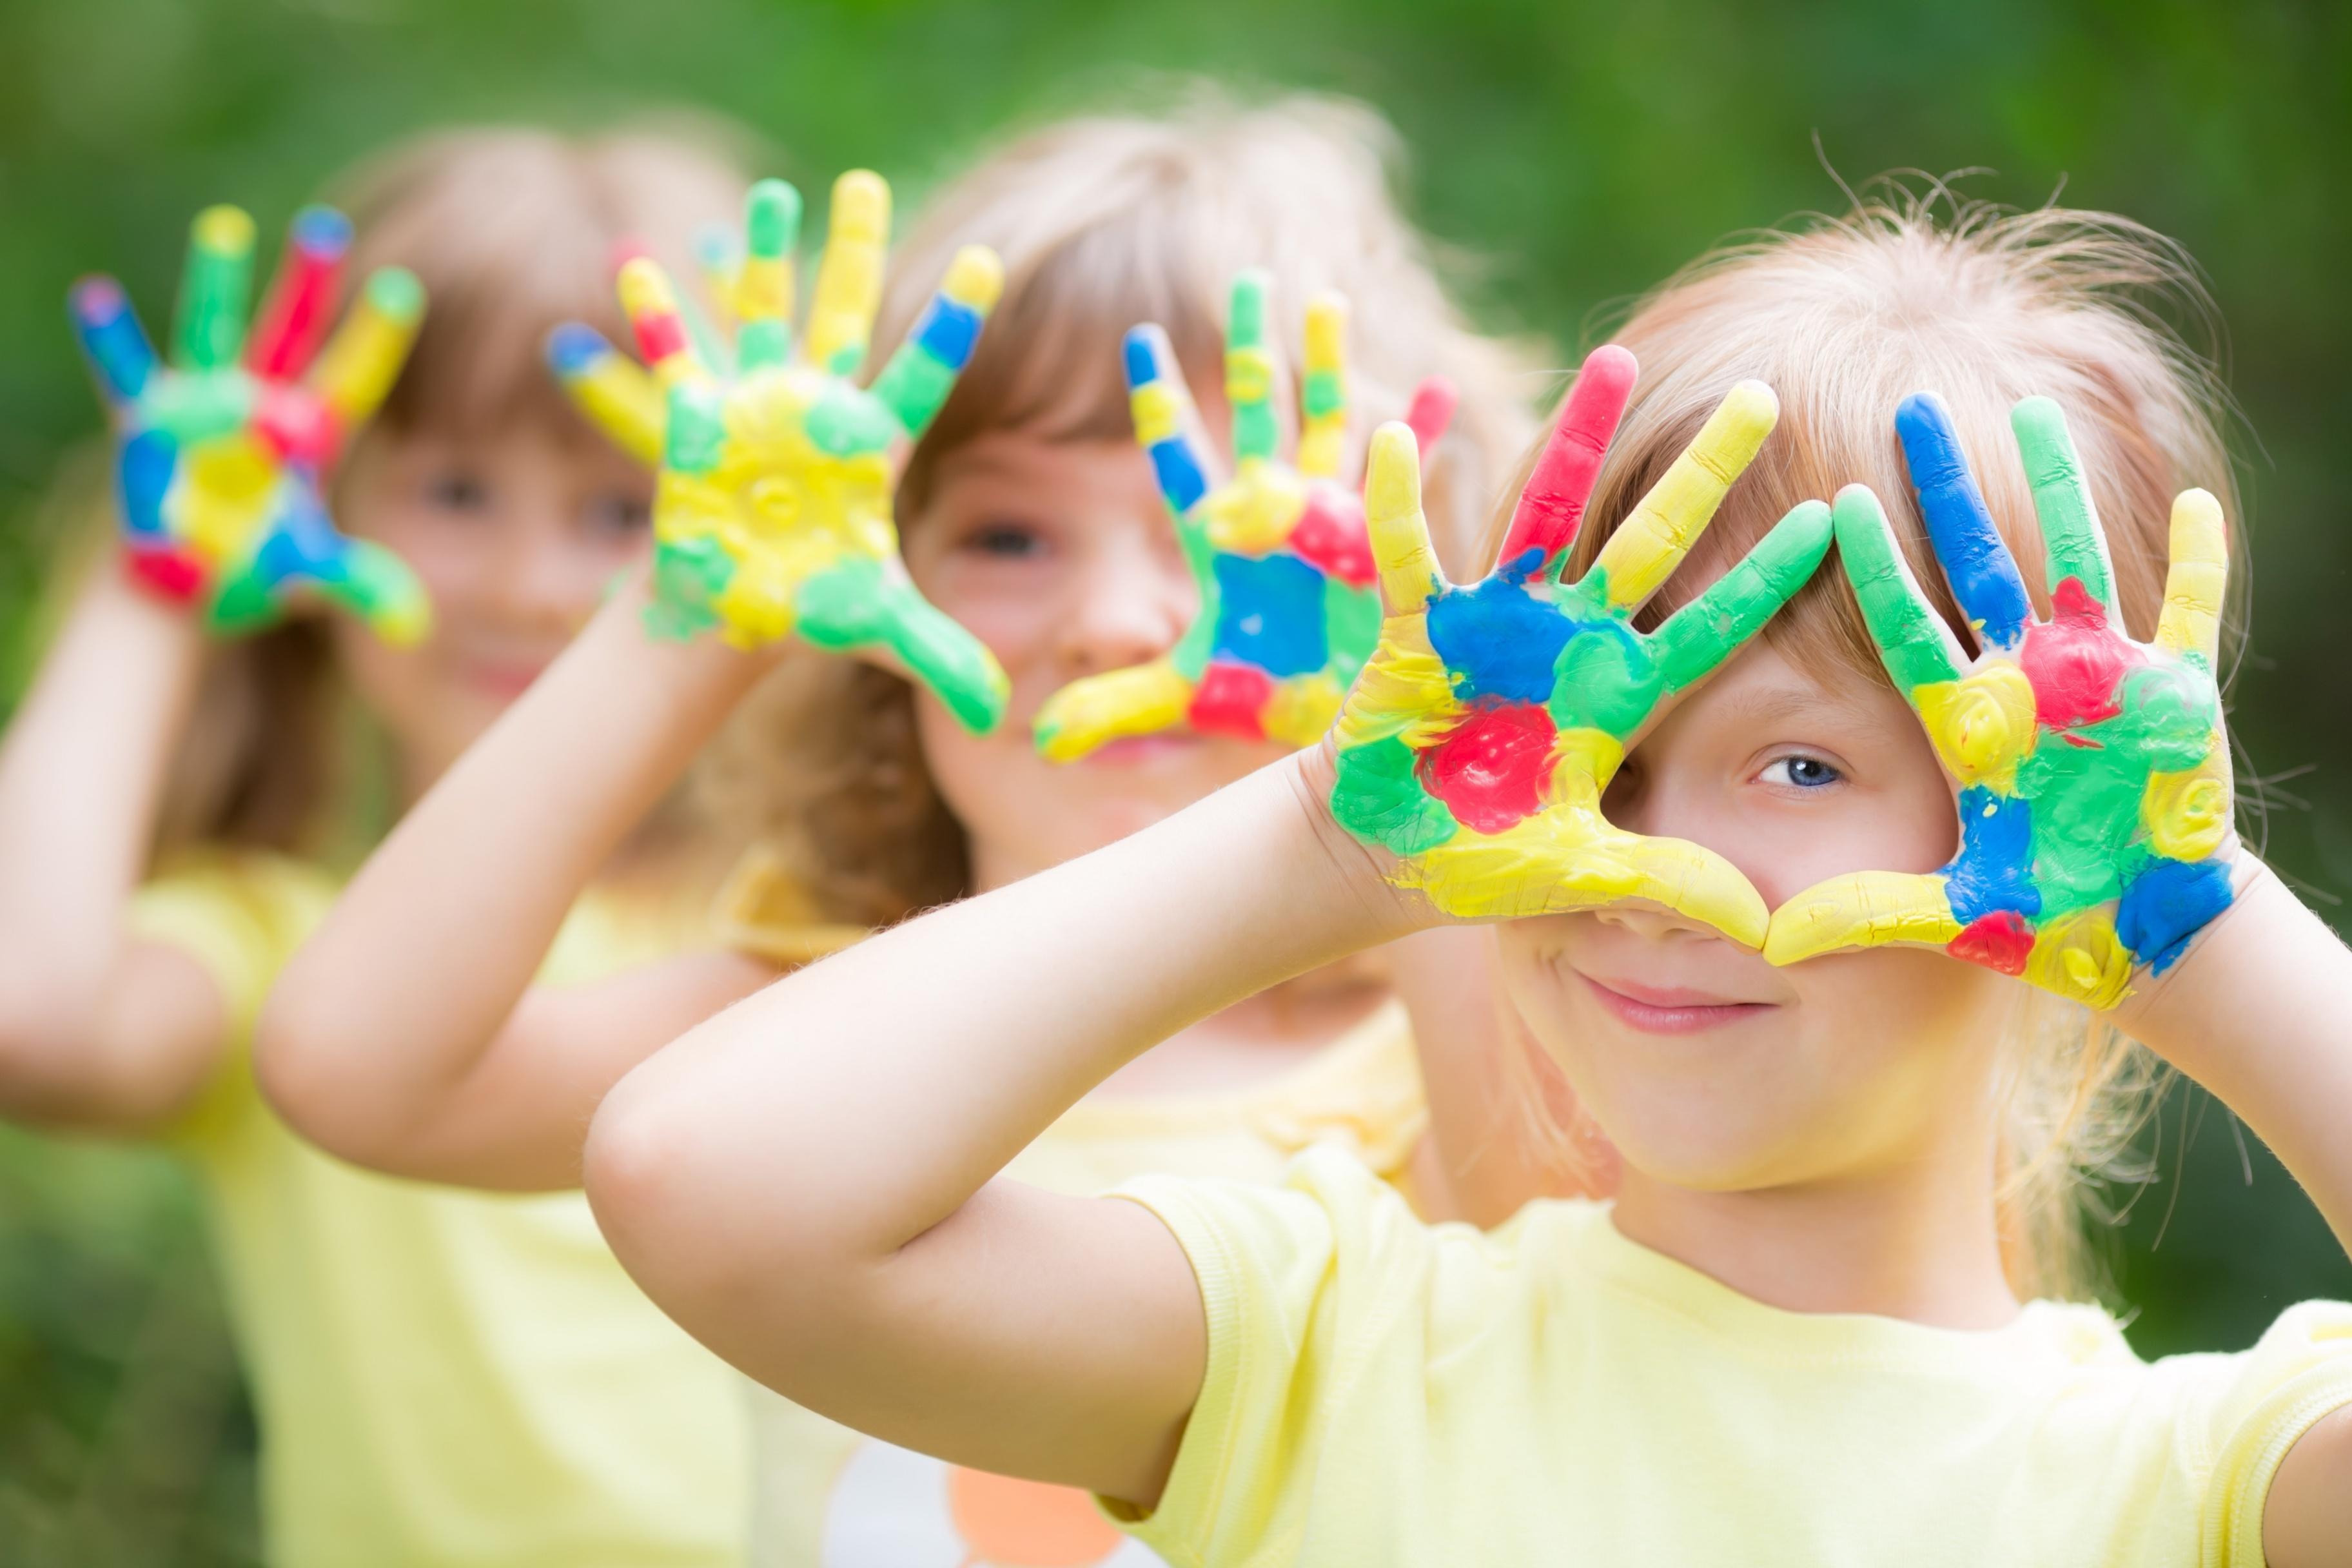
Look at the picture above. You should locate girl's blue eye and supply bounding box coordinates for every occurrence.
[1761,754,1842,789]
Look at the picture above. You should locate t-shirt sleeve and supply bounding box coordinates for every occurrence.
[2190,1299,2352,1563]
[1102,1145,1436,1567]
[124,856,328,1148]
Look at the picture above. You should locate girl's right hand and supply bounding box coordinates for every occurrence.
[69,204,430,643]
[1326,347,1832,946]
[547,172,1012,733]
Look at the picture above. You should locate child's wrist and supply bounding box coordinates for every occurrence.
[1279,743,1436,945]
[2112,852,2297,1072]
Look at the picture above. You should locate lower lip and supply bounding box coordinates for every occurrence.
[1084,733,1204,767]
[1580,975,1774,1035]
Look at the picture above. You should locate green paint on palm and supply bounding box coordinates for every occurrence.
[805,386,897,456]
[736,319,790,372]
[665,384,727,475]
[645,536,730,641]
[1549,623,1661,737]
[1333,734,1456,855]
[149,375,255,446]
[1323,577,1382,681]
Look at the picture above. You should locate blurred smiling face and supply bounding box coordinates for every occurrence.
[899,413,1294,889]
[1497,625,2017,1193]
[331,424,654,796]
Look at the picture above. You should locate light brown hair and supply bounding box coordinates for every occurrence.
[1518,183,2241,1300]
[707,90,1545,925]
[130,122,754,858]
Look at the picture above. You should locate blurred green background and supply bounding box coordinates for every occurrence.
[2,0,2347,1558]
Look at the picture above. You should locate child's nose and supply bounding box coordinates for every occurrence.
[1056,531,1197,676]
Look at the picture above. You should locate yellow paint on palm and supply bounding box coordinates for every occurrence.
[1912,663,2037,786]
[2142,745,2233,861]
[2021,908,2133,1010]
[179,436,276,560]
[1205,468,1308,554]
[805,172,890,375]
[2155,487,2227,663]
[1547,728,1625,804]
[1596,380,1778,608]
[1761,872,1965,966]
[1262,672,1346,747]
[1034,660,1195,763]
[1333,617,1456,748]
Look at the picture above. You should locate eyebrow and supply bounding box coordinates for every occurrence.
[1711,682,1902,736]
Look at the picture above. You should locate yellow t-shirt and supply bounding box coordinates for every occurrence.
[1109,1144,2352,1567]
[128,852,752,1567]
[746,1003,1429,1568]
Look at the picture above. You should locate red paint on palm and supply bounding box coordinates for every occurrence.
[1417,702,1556,833]
[1948,910,2034,975]
[1188,660,1275,738]
[1288,486,1375,586]
[251,382,339,469]
[2020,577,2136,730]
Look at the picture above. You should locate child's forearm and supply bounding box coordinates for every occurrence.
[2119,862,2352,1259]
[0,569,211,1120]
[259,579,772,1182]
[587,749,1415,1356]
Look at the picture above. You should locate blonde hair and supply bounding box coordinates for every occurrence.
[1526,182,2240,1300]
[135,122,752,856]
[709,90,1544,924]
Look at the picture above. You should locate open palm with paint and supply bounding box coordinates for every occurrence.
[1032,272,1456,762]
[69,204,430,642]
[1765,394,2235,1008]
[549,172,1010,732]
[1328,346,1832,944]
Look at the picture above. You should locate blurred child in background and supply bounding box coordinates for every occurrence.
[0,126,760,1567]
[257,93,1583,1565]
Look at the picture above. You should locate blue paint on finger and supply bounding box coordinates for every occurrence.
[1897,393,2032,649]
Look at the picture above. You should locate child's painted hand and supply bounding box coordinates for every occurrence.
[1032,273,1456,761]
[1329,348,1831,943]
[69,205,429,642]
[1764,394,2235,1008]
[548,173,1010,732]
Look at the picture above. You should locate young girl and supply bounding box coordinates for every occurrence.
[257,98,1574,1562]
[0,128,763,1565]
[581,197,2352,1565]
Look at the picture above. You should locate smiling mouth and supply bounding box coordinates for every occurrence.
[1579,974,1776,1035]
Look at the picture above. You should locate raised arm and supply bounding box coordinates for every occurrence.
[255,579,777,1190]
[0,203,422,1131]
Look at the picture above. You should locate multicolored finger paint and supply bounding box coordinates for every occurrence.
[68,204,429,642]
[547,172,1010,734]
[1763,393,2235,1007]
[1328,348,1831,943]
[1033,274,1461,762]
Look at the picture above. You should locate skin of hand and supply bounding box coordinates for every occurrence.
[69,203,430,642]
[1765,394,2238,1010]
[1328,346,1832,943]
[1032,272,1457,762]
[549,172,1010,732]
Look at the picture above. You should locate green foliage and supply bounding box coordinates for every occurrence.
[0,0,2346,1556]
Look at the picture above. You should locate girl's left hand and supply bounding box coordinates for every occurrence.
[1764,393,2237,1008]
